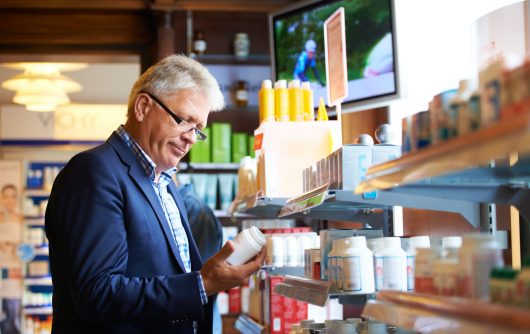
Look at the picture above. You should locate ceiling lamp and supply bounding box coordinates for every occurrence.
[1,62,86,112]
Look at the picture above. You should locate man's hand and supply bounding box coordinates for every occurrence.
[200,240,266,296]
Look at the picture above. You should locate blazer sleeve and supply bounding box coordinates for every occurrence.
[45,150,206,325]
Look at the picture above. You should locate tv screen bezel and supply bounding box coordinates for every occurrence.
[269,0,400,113]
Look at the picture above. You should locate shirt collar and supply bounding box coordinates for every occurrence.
[116,125,178,184]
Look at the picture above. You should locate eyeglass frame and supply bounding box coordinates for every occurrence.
[140,91,207,141]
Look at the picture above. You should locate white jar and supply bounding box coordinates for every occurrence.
[226,226,266,265]
[341,236,374,293]
[374,237,407,291]
[297,234,313,267]
[458,233,503,300]
[234,32,250,59]
[285,235,299,267]
[406,236,430,291]
[269,236,285,267]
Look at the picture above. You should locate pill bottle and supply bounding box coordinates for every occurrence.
[226,226,266,265]
[374,237,407,291]
[458,233,503,300]
[406,236,430,291]
[341,236,374,293]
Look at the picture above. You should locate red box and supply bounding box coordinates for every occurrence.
[228,287,241,314]
[295,300,308,321]
[269,276,284,334]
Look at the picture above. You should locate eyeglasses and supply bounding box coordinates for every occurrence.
[142,91,207,141]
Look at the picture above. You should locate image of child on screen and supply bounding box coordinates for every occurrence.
[363,33,393,78]
[293,39,325,86]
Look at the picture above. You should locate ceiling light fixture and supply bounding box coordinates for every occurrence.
[1,62,86,112]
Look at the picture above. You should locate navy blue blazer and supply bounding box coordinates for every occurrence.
[45,132,213,334]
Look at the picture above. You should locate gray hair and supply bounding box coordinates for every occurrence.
[127,54,225,117]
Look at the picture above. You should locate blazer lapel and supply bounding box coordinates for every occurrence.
[108,133,187,272]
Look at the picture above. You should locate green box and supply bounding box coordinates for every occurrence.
[248,135,255,158]
[231,132,248,163]
[211,123,231,163]
[189,127,211,162]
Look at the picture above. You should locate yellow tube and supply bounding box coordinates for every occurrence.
[301,81,314,121]
[288,79,303,121]
[259,79,275,123]
[274,80,289,122]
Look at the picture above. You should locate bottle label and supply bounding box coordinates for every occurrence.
[236,89,248,101]
[375,256,404,291]
[342,256,362,291]
[406,255,414,291]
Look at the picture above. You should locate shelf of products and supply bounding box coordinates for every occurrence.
[22,306,53,316]
[362,291,530,334]
[24,277,52,287]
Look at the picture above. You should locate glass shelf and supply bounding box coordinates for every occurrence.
[356,108,530,193]
[362,291,530,334]
[24,277,52,286]
[22,306,53,315]
[194,53,270,65]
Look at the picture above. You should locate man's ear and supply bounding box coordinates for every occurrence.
[133,93,151,122]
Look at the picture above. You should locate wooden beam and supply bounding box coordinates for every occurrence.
[0,0,149,10]
[151,0,297,13]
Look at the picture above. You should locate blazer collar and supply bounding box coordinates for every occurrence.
[107,132,198,272]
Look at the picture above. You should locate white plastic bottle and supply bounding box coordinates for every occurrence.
[226,226,266,266]
[285,235,299,267]
[374,237,407,291]
[406,236,430,291]
[458,233,503,300]
[341,236,375,293]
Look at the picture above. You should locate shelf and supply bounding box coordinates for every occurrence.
[261,265,305,277]
[24,217,45,226]
[188,163,240,170]
[274,275,332,307]
[24,277,52,286]
[356,109,530,193]
[234,314,265,334]
[24,189,51,197]
[22,306,53,315]
[194,53,270,65]
[362,291,530,334]
[234,191,389,226]
[33,246,49,256]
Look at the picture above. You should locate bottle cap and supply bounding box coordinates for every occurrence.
[301,81,311,89]
[442,236,462,249]
[275,80,287,89]
[409,236,430,249]
[261,79,272,89]
[289,79,301,88]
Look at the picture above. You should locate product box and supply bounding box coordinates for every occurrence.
[228,287,241,314]
[269,276,285,334]
[212,122,231,163]
[232,132,248,163]
[255,120,342,198]
[319,229,356,280]
[189,127,211,162]
[337,145,372,191]
[372,144,401,166]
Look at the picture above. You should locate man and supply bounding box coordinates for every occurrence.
[293,39,325,86]
[45,55,265,334]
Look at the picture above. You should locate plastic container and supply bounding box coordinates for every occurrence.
[414,247,438,294]
[233,32,250,59]
[458,233,503,300]
[301,81,314,121]
[406,236,430,291]
[285,235,299,267]
[341,236,375,293]
[259,79,275,123]
[441,236,462,259]
[274,80,289,121]
[433,258,459,296]
[289,79,303,121]
[516,257,530,308]
[226,226,266,265]
[268,235,285,267]
[374,237,407,291]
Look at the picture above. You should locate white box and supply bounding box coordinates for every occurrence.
[372,144,401,165]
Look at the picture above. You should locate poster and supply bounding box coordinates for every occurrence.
[0,160,23,334]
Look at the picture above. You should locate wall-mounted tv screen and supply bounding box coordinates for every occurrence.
[270,0,399,112]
